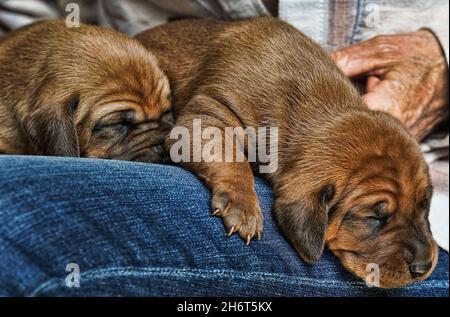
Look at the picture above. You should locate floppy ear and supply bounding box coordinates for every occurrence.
[275,184,335,263]
[23,97,80,157]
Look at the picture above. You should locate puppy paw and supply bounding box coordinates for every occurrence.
[211,188,263,244]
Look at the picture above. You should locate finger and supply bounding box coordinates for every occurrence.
[363,91,392,112]
[363,80,395,112]
[332,50,390,78]
[331,38,397,77]
[366,76,381,92]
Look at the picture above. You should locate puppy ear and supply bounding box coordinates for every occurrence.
[23,97,80,157]
[275,184,335,263]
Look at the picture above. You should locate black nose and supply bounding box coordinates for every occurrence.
[409,262,432,278]
[404,236,434,279]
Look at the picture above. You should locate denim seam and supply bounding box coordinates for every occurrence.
[29,266,449,296]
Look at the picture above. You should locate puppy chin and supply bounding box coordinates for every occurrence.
[132,147,169,163]
[335,251,410,288]
[335,243,439,288]
[85,144,167,164]
[116,144,167,163]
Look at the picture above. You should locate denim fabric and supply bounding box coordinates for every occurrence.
[0,156,448,297]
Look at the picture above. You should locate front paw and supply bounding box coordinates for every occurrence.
[211,188,263,244]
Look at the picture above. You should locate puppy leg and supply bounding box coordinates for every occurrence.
[167,96,263,244]
[209,160,263,244]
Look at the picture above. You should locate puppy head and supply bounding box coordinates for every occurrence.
[275,111,437,288]
[325,112,437,288]
[74,49,173,163]
[22,21,173,162]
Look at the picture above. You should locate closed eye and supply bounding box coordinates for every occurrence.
[364,215,385,231]
[93,121,133,134]
[366,211,392,228]
[68,96,79,114]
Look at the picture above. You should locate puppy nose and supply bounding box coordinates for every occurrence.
[405,240,433,278]
[409,262,432,278]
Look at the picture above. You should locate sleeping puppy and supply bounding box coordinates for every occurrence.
[136,18,438,288]
[0,20,172,162]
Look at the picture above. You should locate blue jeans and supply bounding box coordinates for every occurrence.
[0,156,448,296]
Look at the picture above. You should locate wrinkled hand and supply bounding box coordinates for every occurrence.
[331,30,449,141]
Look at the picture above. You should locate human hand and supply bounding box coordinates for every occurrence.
[331,30,449,141]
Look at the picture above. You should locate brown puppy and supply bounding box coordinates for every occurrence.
[0,20,172,162]
[136,18,438,288]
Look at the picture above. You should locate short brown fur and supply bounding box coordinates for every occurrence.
[136,18,438,288]
[0,20,172,162]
